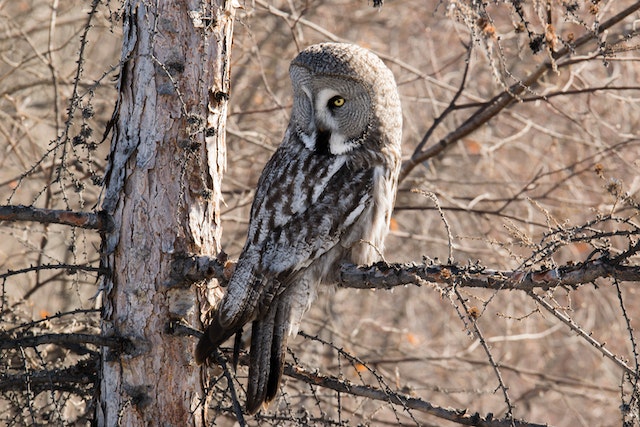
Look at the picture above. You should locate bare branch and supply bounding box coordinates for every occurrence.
[1,263,106,281]
[174,252,640,293]
[452,287,515,421]
[399,2,640,182]
[3,309,99,334]
[529,292,635,376]
[284,363,548,427]
[0,333,124,351]
[0,359,97,393]
[412,43,474,155]
[339,258,640,292]
[398,61,548,183]
[0,205,113,232]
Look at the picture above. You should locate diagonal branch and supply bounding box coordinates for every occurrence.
[399,2,640,183]
[1,263,106,281]
[0,358,98,394]
[529,292,635,376]
[284,363,548,427]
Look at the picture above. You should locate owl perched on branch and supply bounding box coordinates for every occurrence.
[196,42,402,414]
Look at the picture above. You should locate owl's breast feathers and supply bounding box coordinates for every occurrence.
[195,129,396,352]
[219,133,384,323]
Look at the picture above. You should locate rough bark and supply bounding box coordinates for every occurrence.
[97,0,235,425]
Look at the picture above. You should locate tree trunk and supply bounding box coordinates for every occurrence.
[97,1,235,425]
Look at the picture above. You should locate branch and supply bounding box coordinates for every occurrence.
[167,252,229,287]
[203,337,550,426]
[3,308,99,334]
[1,263,107,281]
[0,205,113,232]
[0,358,97,394]
[284,363,548,427]
[173,253,640,292]
[398,60,547,183]
[529,292,635,376]
[338,258,640,292]
[412,43,473,155]
[0,333,124,351]
[399,2,640,182]
[452,287,515,419]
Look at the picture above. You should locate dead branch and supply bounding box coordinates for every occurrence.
[0,358,97,394]
[452,287,515,419]
[284,363,548,427]
[1,263,106,281]
[173,252,640,293]
[339,258,640,291]
[398,2,640,182]
[0,205,113,232]
[3,309,99,334]
[0,333,124,351]
[171,325,538,426]
[530,292,635,376]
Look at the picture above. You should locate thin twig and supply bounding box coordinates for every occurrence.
[213,350,246,426]
[1,263,106,281]
[284,363,548,427]
[453,286,515,424]
[413,189,454,263]
[614,279,640,404]
[399,2,640,182]
[298,331,419,426]
[412,43,474,155]
[529,291,635,375]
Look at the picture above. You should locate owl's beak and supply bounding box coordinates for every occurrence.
[315,128,332,155]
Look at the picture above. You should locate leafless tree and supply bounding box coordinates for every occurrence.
[1,1,639,426]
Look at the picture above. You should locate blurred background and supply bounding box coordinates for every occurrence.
[1,0,640,425]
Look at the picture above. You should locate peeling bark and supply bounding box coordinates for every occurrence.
[98,1,236,425]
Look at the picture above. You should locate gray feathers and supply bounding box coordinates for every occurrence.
[195,42,403,414]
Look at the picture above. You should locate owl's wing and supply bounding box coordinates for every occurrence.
[222,140,380,413]
[194,140,375,356]
[218,139,377,332]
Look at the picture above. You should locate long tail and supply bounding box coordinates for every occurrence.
[245,299,291,414]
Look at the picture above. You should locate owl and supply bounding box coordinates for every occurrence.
[195,42,402,414]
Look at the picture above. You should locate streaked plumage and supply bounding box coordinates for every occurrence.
[195,42,402,414]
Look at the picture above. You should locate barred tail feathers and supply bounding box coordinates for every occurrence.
[245,298,291,414]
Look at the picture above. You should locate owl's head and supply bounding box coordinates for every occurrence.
[289,43,402,156]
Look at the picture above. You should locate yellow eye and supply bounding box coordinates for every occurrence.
[329,96,345,108]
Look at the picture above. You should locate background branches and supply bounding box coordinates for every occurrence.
[1,0,640,426]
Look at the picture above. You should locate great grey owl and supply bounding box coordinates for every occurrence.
[195,42,402,414]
